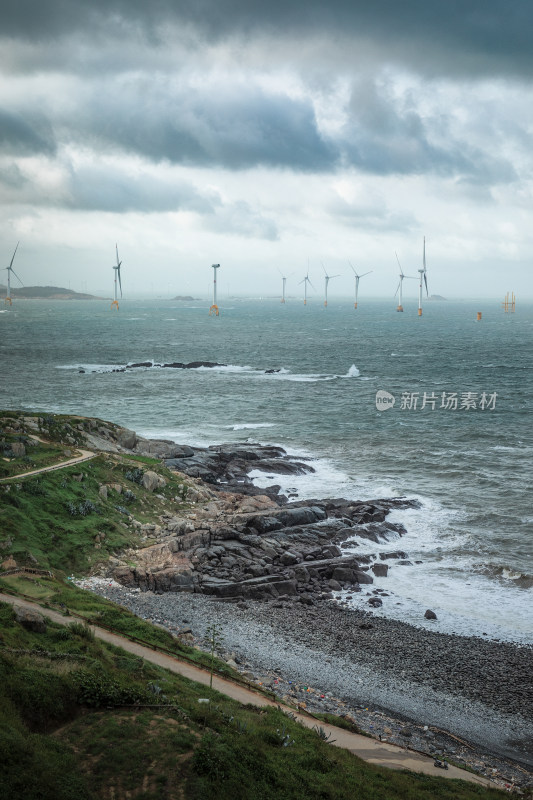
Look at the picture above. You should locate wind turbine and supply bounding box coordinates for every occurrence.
[322,263,340,307]
[278,268,293,304]
[4,242,22,306]
[299,271,315,306]
[210,263,220,315]
[111,244,122,310]
[394,252,417,312]
[418,237,429,317]
[349,263,372,309]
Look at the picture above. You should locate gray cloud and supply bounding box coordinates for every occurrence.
[339,78,517,184]
[67,163,215,213]
[204,200,278,240]
[3,1,533,78]
[0,108,55,155]
[72,80,334,172]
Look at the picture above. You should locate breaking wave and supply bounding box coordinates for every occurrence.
[56,361,367,381]
[474,564,533,590]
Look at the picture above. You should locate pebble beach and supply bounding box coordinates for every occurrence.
[77,577,533,792]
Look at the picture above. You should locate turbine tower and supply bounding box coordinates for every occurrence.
[278,268,292,304]
[210,263,220,315]
[349,263,372,309]
[418,237,429,317]
[4,242,21,306]
[111,244,122,310]
[322,263,340,307]
[394,252,416,312]
[299,271,315,305]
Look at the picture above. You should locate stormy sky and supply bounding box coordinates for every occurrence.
[1,1,532,299]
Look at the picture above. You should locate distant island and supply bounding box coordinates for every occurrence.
[428,294,447,301]
[0,285,102,300]
[172,295,198,301]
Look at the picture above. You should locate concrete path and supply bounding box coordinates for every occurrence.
[0,448,96,482]
[0,592,494,788]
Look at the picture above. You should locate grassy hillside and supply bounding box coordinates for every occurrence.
[0,410,510,799]
[0,411,190,575]
[0,601,507,800]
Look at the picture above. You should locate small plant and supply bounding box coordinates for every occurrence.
[234,719,249,735]
[275,725,295,748]
[68,622,95,641]
[22,479,46,496]
[205,622,224,689]
[312,725,336,744]
[65,499,99,517]
[123,489,136,502]
[124,468,144,485]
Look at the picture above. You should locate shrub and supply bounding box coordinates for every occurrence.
[124,468,144,485]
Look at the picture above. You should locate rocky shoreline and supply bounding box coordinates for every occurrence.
[73,424,533,790]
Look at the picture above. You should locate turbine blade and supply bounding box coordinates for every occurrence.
[9,242,19,269]
[424,272,428,297]
[394,281,400,297]
[11,268,23,286]
[348,261,357,275]
[394,251,402,271]
[360,271,373,278]
[118,267,122,296]
[308,279,316,291]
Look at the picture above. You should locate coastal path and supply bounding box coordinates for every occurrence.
[0,593,495,788]
[0,447,96,483]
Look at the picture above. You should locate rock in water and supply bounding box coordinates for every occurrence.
[424,609,437,620]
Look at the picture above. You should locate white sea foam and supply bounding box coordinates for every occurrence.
[340,560,533,644]
[345,364,360,377]
[224,423,276,431]
[56,363,125,373]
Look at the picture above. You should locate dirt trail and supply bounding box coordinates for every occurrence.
[0,448,96,482]
[0,592,494,788]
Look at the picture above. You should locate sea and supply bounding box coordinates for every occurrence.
[1,297,532,644]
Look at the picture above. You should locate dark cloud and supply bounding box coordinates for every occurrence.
[0,163,27,189]
[3,1,533,78]
[339,78,517,184]
[0,156,279,239]
[67,164,215,213]
[67,80,334,172]
[0,108,55,155]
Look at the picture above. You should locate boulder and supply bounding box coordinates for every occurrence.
[371,563,389,577]
[424,609,437,620]
[117,428,137,450]
[11,442,26,457]
[368,597,383,608]
[14,605,47,633]
[142,471,166,492]
[332,567,357,583]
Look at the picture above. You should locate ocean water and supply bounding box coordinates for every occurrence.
[1,297,532,643]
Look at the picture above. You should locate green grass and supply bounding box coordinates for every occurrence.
[0,438,68,479]
[0,410,513,799]
[0,574,238,677]
[0,599,510,800]
[0,452,189,574]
